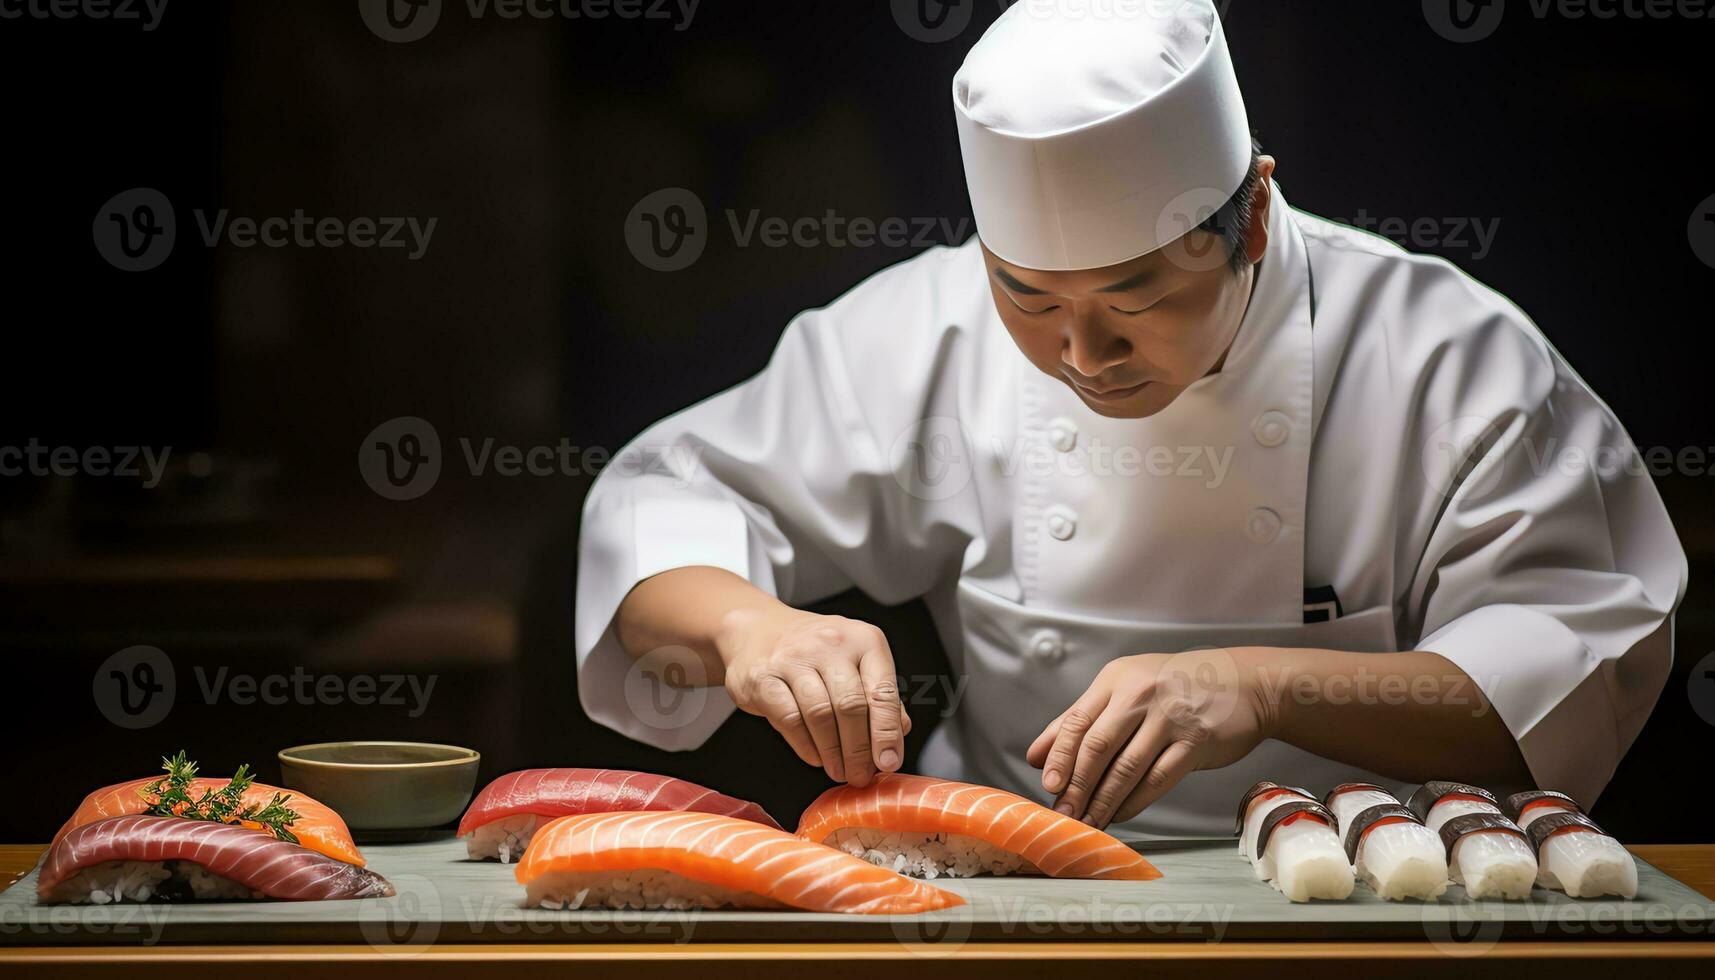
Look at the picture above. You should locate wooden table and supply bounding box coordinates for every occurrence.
[3,844,1711,977]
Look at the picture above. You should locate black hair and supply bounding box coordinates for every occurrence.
[1197,137,1264,274]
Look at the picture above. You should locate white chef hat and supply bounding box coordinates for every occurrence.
[953,0,1253,271]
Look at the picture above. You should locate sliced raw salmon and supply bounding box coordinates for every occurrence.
[515,811,964,914]
[796,773,1161,880]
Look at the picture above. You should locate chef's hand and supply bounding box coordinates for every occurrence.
[1027,649,1271,828]
[717,605,911,787]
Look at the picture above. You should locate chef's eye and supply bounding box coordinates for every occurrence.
[1111,300,1159,316]
[1004,292,1060,315]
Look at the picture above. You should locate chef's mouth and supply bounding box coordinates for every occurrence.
[1070,378,1152,402]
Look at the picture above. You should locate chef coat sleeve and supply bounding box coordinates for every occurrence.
[1402,281,1687,805]
[574,250,981,750]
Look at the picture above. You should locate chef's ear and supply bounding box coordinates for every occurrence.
[1241,156,1277,268]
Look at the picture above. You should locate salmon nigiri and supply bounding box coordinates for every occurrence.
[796,773,1161,880]
[515,811,964,914]
[53,776,365,867]
[458,768,782,862]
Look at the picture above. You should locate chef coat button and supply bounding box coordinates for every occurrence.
[1047,417,1078,453]
[1247,507,1283,544]
[1027,629,1066,664]
[1253,411,1291,448]
[1045,505,1078,541]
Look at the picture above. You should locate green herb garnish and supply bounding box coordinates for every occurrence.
[137,751,301,844]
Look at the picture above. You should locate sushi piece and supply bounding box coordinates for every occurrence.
[794,773,1160,880]
[1337,802,1449,902]
[1507,793,1636,899]
[515,811,964,914]
[1437,811,1537,900]
[54,775,365,867]
[1503,789,1582,827]
[1235,784,1353,902]
[458,768,782,863]
[1406,780,1502,835]
[39,815,393,904]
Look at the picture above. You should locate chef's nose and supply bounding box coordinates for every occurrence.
[1061,313,1131,379]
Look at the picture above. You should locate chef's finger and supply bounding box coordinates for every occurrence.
[858,647,907,774]
[1112,739,1198,824]
[817,660,877,787]
[1026,710,1067,768]
[1083,712,1170,829]
[1040,691,1110,800]
[785,669,846,781]
[1054,703,1147,821]
[752,674,822,768]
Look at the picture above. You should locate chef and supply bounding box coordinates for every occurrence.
[574,0,1686,834]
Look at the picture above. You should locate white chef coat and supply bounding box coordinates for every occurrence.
[574,186,1687,836]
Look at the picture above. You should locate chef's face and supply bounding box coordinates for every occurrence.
[983,158,1276,420]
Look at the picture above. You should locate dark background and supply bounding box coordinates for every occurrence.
[1,1,1710,843]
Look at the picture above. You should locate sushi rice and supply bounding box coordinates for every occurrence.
[526,868,778,911]
[51,860,260,904]
[824,827,1033,879]
[466,812,541,863]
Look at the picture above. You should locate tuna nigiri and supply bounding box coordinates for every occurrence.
[54,776,366,867]
[795,773,1160,880]
[39,815,393,904]
[515,811,963,914]
[459,768,783,862]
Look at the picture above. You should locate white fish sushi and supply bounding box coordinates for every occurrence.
[1436,811,1537,900]
[1407,780,1504,834]
[1235,781,1353,902]
[1324,782,1448,901]
[1507,791,1637,899]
